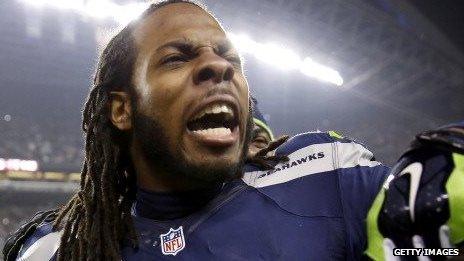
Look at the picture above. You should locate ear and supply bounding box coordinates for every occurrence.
[109,91,132,131]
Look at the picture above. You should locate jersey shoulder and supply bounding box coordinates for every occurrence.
[3,210,61,261]
[244,130,381,187]
[243,130,387,217]
[274,130,351,155]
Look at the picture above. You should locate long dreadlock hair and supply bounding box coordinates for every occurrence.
[52,1,204,260]
[52,1,288,260]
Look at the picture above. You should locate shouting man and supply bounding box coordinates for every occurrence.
[9,1,462,260]
[4,1,389,260]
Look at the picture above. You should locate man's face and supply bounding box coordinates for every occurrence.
[248,125,272,157]
[131,3,250,182]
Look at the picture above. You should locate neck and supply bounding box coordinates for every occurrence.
[130,143,216,193]
[136,168,216,192]
[135,183,223,220]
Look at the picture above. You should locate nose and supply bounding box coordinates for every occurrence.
[193,51,234,85]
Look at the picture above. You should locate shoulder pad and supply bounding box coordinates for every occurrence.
[3,209,58,261]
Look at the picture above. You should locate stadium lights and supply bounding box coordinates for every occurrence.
[255,43,301,71]
[17,0,344,86]
[17,0,147,25]
[0,158,39,172]
[228,34,301,71]
[85,1,147,25]
[18,0,85,10]
[229,33,343,86]
[300,58,344,86]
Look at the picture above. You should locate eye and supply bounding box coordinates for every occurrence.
[252,141,268,149]
[252,136,269,148]
[160,54,188,66]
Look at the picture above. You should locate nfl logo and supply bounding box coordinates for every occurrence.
[159,226,186,256]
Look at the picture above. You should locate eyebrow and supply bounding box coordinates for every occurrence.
[155,38,234,54]
[155,39,196,54]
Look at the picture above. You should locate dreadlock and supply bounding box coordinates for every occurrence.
[53,1,203,260]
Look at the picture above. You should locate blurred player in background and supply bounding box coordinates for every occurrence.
[248,96,274,157]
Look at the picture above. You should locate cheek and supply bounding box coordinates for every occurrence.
[143,71,191,119]
[237,76,249,97]
[146,74,187,104]
[234,77,250,118]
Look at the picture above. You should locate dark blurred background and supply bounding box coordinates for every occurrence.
[1,0,463,253]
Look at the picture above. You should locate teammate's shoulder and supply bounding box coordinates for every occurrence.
[243,129,384,188]
[274,130,354,155]
[440,121,464,128]
[3,209,60,261]
[242,130,381,217]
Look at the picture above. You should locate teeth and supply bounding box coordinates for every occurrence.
[212,105,221,114]
[193,103,234,120]
[193,127,232,137]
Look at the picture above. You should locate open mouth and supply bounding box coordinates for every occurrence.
[186,102,239,144]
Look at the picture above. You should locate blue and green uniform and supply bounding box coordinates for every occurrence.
[5,131,390,260]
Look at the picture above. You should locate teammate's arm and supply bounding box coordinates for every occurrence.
[365,122,464,260]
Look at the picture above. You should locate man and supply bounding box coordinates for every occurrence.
[2,1,425,260]
[4,1,389,260]
[248,97,274,157]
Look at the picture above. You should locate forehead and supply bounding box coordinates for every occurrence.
[133,3,225,52]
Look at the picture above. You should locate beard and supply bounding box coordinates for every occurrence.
[132,111,253,185]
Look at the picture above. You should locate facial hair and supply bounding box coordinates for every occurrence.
[132,111,253,185]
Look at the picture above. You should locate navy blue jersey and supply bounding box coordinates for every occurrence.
[12,131,389,260]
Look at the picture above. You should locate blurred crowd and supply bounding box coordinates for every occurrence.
[0,117,84,173]
[310,116,423,166]
[339,120,418,166]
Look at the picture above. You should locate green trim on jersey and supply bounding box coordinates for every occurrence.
[446,153,464,244]
[328,131,344,139]
[365,184,387,261]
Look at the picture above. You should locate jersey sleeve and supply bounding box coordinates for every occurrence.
[16,223,61,261]
[2,210,60,261]
[335,138,390,260]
